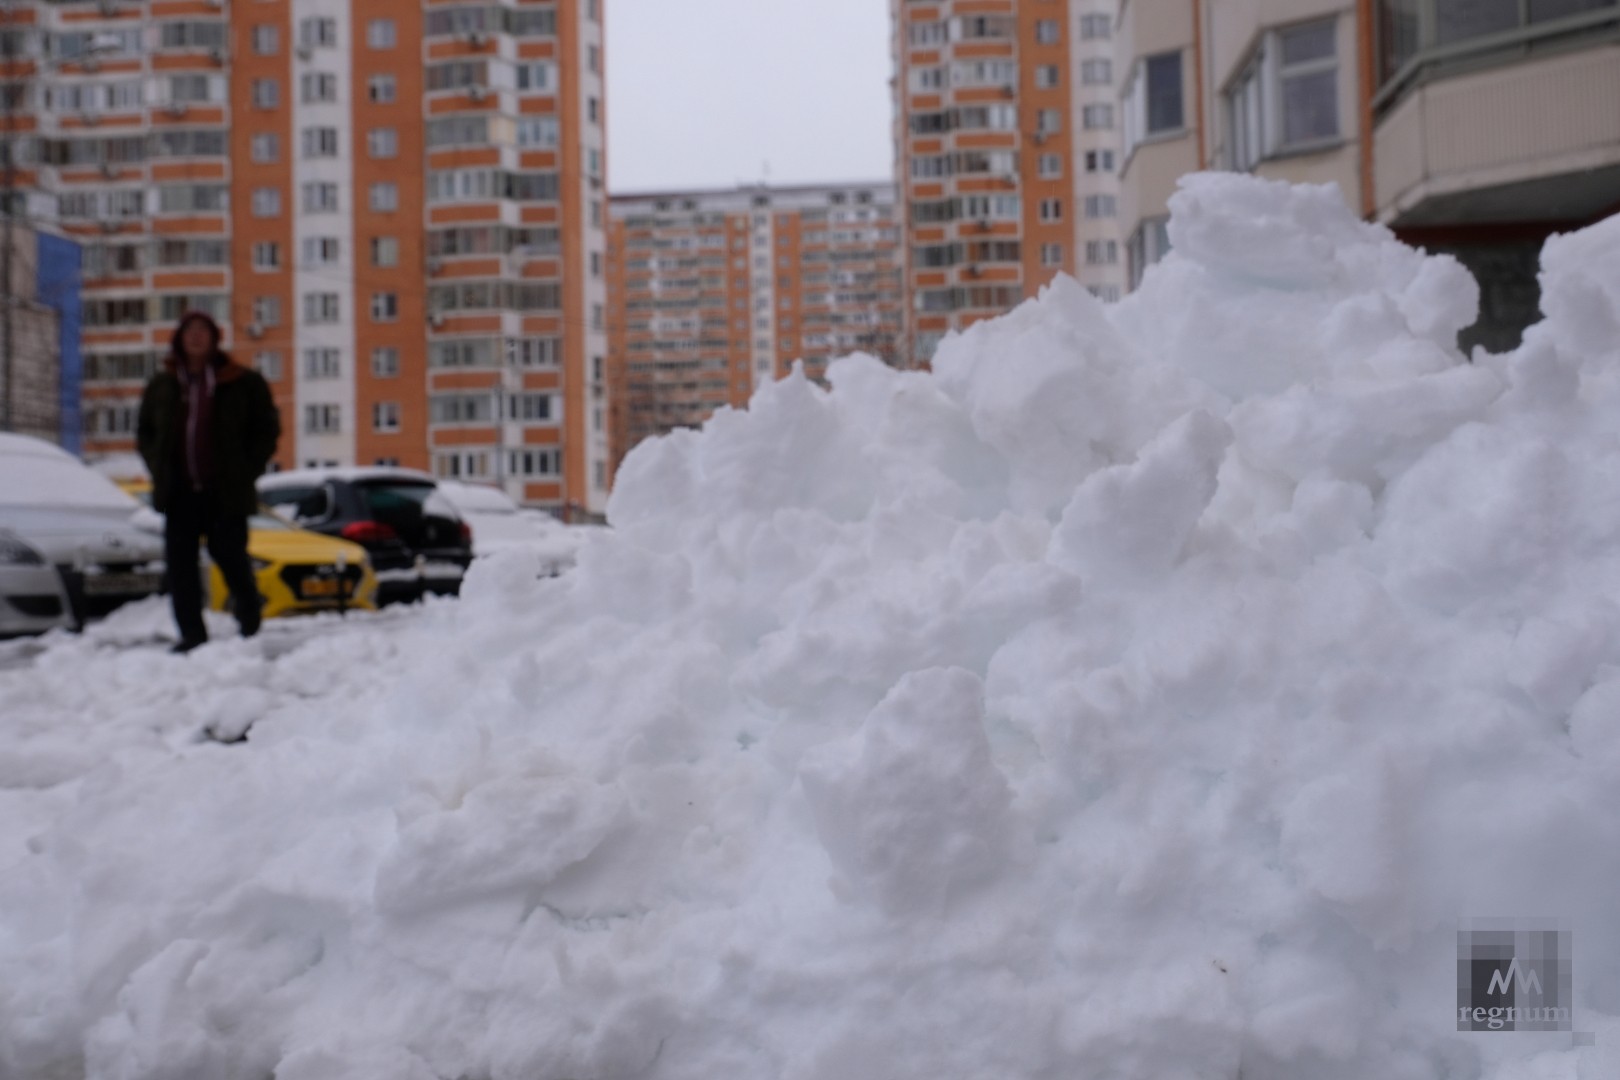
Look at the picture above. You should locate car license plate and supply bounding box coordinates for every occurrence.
[299,577,347,599]
[83,571,162,596]
[422,561,465,581]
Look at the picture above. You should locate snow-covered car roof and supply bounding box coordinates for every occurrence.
[258,465,440,488]
[0,435,138,510]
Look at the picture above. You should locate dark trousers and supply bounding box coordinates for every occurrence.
[165,486,260,643]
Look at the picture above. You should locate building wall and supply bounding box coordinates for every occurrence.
[894,0,1120,366]
[1373,45,1620,225]
[0,224,69,445]
[607,183,904,473]
[1068,0,1126,301]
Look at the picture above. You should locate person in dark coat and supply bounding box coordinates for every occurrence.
[136,312,281,653]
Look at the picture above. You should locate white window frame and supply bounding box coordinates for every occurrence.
[371,347,400,378]
[372,402,401,433]
[1225,19,1340,171]
[1124,51,1186,160]
[367,127,398,160]
[370,292,399,322]
[368,74,396,104]
[367,18,397,49]
[251,241,280,271]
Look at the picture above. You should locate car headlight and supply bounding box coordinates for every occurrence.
[0,529,45,566]
[250,557,272,573]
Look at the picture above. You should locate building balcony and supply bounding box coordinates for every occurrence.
[1373,29,1620,228]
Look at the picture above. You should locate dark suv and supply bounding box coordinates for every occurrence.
[258,468,474,606]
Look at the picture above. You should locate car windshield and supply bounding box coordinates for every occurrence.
[0,453,137,510]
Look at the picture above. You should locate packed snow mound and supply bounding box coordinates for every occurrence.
[3,173,1619,1079]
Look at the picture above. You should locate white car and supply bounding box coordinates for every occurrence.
[432,481,593,574]
[0,434,165,636]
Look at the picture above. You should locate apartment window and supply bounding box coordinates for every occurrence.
[253,351,283,381]
[1128,217,1171,290]
[371,236,399,267]
[370,292,399,322]
[299,17,337,48]
[251,242,280,271]
[1080,13,1111,39]
[303,293,340,324]
[168,75,220,104]
[304,404,341,435]
[251,78,279,109]
[517,62,555,91]
[302,182,339,213]
[301,126,339,158]
[1041,243,1064,267]
[1039,198,1064,222]
[302,236,340,264]
[508,448,560,477]
[252,25,279,55]
[1035,64,1060,89]
[435,451,492,478]
[301,73,338,104]
[1082,103,1114,130]
[588,43,600,73]
[250,133,279,163]
[252,296,281,327]
[515,117,560,148]
[367,18,397,49]
[1125,51,1185,156]
[590,251,602,277]
[1086,239,1119,264]
[1085,149,1116,172]
[1081,58,1112,85]
[1038,153,1063,178]
[430,394,495,425]
[1091,285,1122,302]
[509,338,560,367]
[1035,19,1060,43]
[370,183,399,212]
[372,402,401,433]
[506,392,555,422]
[304,347,341,378]
[1083,194,1116,218]
[367,127,398,159]
[588,97,600,124]
[371,347,400,378]
[251,187,281,217]
[1227,20,1339,170]
[368,75,396,104]
[1037,108,1063,133]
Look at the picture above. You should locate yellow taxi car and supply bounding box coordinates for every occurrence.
[226,508,378,617]
[116,478,378,618]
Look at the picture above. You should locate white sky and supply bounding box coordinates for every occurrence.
[605,0,896,194]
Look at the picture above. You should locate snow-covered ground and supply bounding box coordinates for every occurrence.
[3,174,1618,1079]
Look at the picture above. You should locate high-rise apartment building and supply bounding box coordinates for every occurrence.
[1117,0,1618,350]
[890,0,1123,365]
[606,182,903,471]
[6,0,608,518]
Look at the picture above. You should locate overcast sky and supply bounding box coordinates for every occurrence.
[605,0,895,194]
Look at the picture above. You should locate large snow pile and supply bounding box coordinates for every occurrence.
[3,174,1619,1079]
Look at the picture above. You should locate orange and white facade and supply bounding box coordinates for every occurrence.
[607,182,904,471]
[890,0,1124,366]
[8,0,607,518]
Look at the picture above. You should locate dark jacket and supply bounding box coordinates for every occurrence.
[137,355,281,517]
